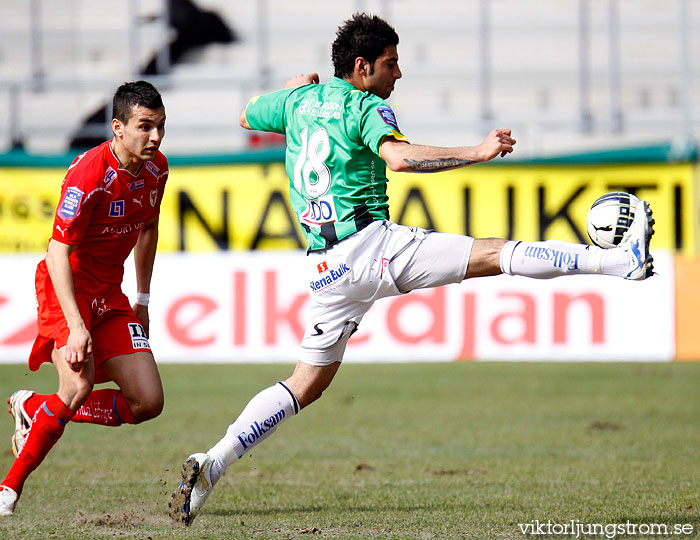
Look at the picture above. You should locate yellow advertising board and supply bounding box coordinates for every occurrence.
[0,162,696,253]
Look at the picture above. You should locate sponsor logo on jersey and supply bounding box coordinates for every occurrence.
[129,179,145,191]
[146,161,159,176]
[317,261,328,273]
[150,189,158,207]
[300,195,338,226]
[109,200,125,218]
[298,99,342,120]
[58,186,84,220]
[128,322,150,349]
[103,167,117,188]
[310,262,350,292]
[236,409,286,450]
[101,221,144,236]
[523,246,580,270]
[376,105,400,131]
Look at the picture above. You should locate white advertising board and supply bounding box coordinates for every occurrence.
[0,251,674,363]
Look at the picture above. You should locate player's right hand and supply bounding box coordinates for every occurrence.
[65,323,93,370]
[479,129,516,161]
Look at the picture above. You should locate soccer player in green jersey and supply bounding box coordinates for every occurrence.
[169,13,654,525]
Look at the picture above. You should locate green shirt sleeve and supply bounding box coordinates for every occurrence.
[358,96,409,156]
[244,88,296,134]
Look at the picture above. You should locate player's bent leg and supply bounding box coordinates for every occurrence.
[52,345,95,411]
[100,351,164,424]
[0,346,87,509]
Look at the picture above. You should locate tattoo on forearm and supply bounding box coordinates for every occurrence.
[403,157,475,171]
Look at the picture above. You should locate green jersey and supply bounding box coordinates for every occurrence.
[244,77,409,251]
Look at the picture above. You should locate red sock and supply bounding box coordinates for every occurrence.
[22,393,49,418]
[71,389,136,426]
[2,394,74,495]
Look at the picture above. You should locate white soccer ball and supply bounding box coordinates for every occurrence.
[586,191,640,249]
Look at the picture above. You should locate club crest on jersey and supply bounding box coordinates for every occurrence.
[149,189,158,207]
[58,186,83,220]
[376,105,400,131]
[103,167,117,188]
[109,200,125,217]
[300,195,338,226]
[310,261,351,292]
[128,323,150,350]
[129,179,145,191]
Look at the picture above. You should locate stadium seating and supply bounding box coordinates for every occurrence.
[0,0,697,156]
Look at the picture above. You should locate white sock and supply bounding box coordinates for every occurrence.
[207,382,299,486]
[501,240,630,279]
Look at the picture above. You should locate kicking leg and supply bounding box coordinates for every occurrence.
[468,200,654,281]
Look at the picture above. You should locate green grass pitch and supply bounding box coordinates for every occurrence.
[0,362,698,539]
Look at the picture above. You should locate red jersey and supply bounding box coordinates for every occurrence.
[50,140,169,285]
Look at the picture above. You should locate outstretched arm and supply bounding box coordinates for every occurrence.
[380,129,516,173]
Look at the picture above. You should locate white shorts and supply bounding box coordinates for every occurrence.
[299,220,474,366]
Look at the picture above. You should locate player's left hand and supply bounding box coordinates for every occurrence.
[132,303,150,337]
[479,129,516,161]
[285,73,320,88]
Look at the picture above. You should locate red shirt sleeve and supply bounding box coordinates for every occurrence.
[52,150,104,246]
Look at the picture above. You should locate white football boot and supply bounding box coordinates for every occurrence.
[0,486,18,516]
[169,453,214,526]
[7,390,34,457]
[619,199,654,280]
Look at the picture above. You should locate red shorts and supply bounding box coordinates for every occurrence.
[29,261,151,384]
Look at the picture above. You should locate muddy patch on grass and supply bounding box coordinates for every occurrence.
[587,420,624,432]
[431,468,485,476]
[75,509,170,529]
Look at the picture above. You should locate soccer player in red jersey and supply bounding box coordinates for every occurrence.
[0,81,168,516]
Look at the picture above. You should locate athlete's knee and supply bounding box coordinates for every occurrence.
[58,378,94,410]
[127,392,164,423]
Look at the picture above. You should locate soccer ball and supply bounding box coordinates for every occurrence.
[586,191,640,248]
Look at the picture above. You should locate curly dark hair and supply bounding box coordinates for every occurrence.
[112,81,164,123]
[331,13,399,79]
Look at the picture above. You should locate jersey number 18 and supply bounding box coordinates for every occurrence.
[293,127,331,199]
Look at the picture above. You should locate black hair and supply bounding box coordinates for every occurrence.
[112,81,164,123]
[331,13,399,79]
